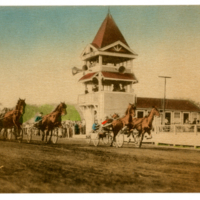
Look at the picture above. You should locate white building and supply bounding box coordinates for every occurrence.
[73,12,138,135]
[136,97,200,125]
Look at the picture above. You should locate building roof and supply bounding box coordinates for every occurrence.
[136,97,200,112]
[102,71,137,82]
[92,13,129,49]
[79,72,96,82]
[79,71,138,83]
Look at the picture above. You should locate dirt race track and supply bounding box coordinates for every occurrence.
[0,136,200,193]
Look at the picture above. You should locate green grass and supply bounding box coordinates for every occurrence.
[61,104,81,121]
[158,143,195,148]
[158,143,170,146]
[23,104,81,122]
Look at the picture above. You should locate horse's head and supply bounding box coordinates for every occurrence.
[152,106,160,117]
[16,98,26,114]
[125,103,136,117]
[111,113,119,119]
[57,102,67,116]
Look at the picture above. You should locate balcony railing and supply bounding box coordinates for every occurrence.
[78,93,99,105]
[78,91,135,105]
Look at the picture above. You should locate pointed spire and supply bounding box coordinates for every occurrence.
[92,13,129,49]
[108,6,110,15]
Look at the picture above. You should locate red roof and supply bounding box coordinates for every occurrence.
[102,71,137,82]
[136,97,200,112]
[79,72,96,82]
[92,13,129,49]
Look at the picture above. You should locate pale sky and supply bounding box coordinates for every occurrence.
[0,5,200,107]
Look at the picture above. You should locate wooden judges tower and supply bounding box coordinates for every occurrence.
[73,12,138,134]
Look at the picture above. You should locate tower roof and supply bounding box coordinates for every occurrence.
[92,13,129,49]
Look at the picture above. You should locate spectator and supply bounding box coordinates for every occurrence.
[85,88,89,94]
[74,121,79,135]
[92,84,98,92]
[120,84,126,92]
[79,122,83,134]
[113,83,120,92]
[164,117,169,125]
[185,118,190,124]
[192,118,197,124]
[82,119,86,134]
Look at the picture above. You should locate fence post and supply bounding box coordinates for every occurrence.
[174,125,176,135]
[195,125,197,135]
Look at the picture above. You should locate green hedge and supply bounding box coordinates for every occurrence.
[23,104,81,122]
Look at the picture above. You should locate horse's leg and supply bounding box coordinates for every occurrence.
[16,127,21,139]
[128,130,134,143]
[13,127,17,140]
[13,120,20,139]
[48,130,52,143]
[110,132,115,147]
[112,133,117,147]
[1,128,6,140]
[145,130,152,139]
[44,130,48,143]
[41,130,45,141]
[139,131,145,148]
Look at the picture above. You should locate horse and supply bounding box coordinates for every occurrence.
[97,113,120,143]
[35,102,67,143]
[130,106,160,148]
[0,98,26,141]
[110,103,136,146]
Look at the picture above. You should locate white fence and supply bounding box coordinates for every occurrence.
[141,124,200,148]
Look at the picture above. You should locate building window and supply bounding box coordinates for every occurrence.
[137,111,144,118]
[174,112,180,118]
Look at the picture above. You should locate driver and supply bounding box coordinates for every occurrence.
[92,120,99,133]
[35,112,43,122]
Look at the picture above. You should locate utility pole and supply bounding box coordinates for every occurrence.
[159,76,171,125]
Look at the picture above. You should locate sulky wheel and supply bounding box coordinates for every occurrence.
[51,132,58,144]
[2,129,7,140]
[27,133,32,143]
[102,134,109,145]
[116,132,124,148]
[7,129,12,140]
[133,134,141,147]
[86,135,91,144]
[91,132,99,147]
[18,129,23,143]
[27,129,32,143]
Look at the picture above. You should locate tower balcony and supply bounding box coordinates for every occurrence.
[87,63,132,74]
[78,92,99,105]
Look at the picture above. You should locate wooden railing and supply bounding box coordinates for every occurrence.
[155,124,200,134]
[138,124,200,148]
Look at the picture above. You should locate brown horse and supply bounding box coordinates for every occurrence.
[36,102,67,143]
[0,98,26,141]
[131,106,160,148]
[110,103,136,146]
